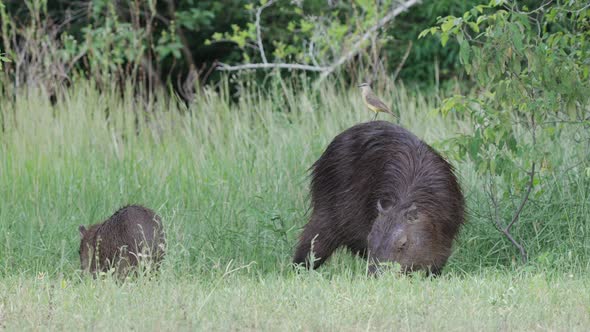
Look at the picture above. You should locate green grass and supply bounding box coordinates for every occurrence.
[0,78,588,330]
[2,271,589,331]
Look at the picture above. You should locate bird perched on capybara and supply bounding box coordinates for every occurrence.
[78,205,165,276]
[293,121,464,275]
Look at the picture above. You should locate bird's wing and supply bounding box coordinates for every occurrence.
[366,93,392,113]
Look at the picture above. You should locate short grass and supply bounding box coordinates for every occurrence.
[0,78,588,330]
[2,271,589,331]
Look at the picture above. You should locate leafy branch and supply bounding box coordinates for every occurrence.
[215,0,421,82]
[489,161,535,263]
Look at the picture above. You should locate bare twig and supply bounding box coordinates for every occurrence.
[508,0,553,14]
[200,61,217,85]
[370,34,379,82]
[308,40,320,67]
[488,182,529,264]
[255,0,276,64]
[140,56,162,88]
[569,3,590,13]
[317,0,421,82]
[506,162,535,233]
[217,62,329,72]
[65,49,87,73]
[502,226,528,263]
[176,65,199,102]
[392,40,413,82]
[506,162,535,264]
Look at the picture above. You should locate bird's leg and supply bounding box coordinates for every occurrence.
[372,112,378,121]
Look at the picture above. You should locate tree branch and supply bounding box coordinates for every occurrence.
[308,40,320,67]
[506,162,535,233]
[255,0,276,64]
[392,40,413,82]
[216,62,329,72]
[501,227,528,263]
[488,182,528,263]
[317,0,421,82]
[215,0,421,80]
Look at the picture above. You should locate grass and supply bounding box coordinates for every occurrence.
[0,78,589,330]
[2,271,589,331]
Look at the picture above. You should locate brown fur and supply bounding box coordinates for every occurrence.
[78,205,166,276]
[293,121,465,275]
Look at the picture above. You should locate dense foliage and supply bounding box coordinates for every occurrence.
[422,0,590,262]
[0,0,485,94]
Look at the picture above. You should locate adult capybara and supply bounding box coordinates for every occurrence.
[293,121,464,275]
[78,205,165,276]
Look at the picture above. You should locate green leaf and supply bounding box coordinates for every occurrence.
[418,27,438,39]
[441,33,450,47]
[459,38,471,66]
[490,0,505,7]
[441,18,456,33]
[509,23,524,52]
[300,20,314,33]
[287,21,296,32]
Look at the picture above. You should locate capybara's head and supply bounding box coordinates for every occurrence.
[78,225,99,273]
[367,200,451,275]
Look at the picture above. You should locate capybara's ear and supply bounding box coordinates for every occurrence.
[78,225,86,237]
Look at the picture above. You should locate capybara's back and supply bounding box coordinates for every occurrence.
[79,205,166,275]
[293,121,464,274]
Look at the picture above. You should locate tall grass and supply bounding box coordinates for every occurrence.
[0,77,588,280]
[0,78,589,330]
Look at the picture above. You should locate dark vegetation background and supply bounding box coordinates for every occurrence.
[1,0,495,93]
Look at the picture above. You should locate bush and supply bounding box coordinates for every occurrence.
[422,0,590,262]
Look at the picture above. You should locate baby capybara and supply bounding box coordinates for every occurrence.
[78,205,165,276]
[293,121,464,275]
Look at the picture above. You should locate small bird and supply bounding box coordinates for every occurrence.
[359,82,394,120]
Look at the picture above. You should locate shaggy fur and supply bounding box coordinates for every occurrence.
[293,121,464,274]
[79,205,166,276]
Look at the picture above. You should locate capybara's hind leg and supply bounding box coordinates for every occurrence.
[428,265,443,277]
[293,222,338,269]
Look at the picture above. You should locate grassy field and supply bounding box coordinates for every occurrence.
[0,79,589,330]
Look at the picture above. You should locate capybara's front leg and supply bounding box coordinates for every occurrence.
[293,219,339,269]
